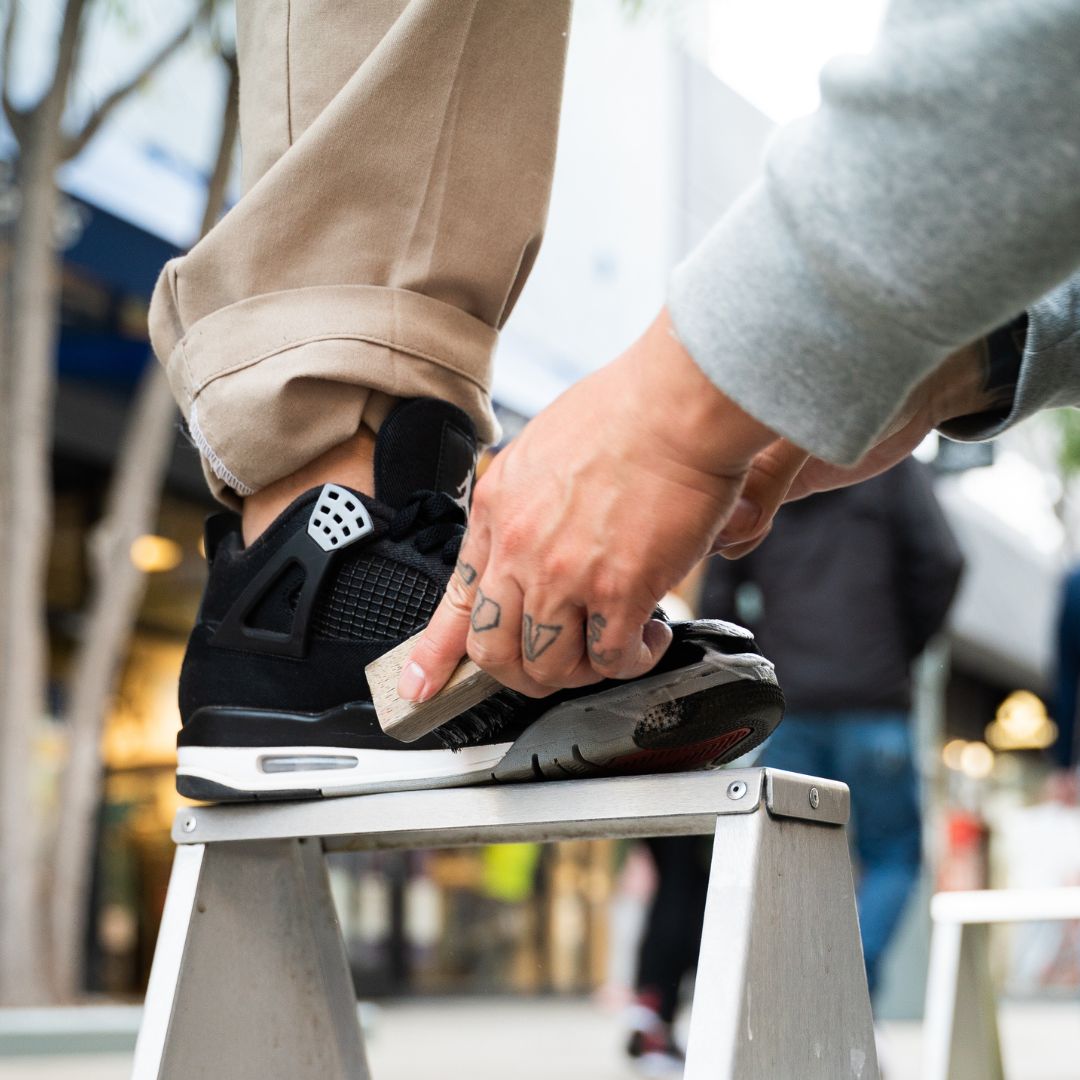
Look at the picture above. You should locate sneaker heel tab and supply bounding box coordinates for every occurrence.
[375,398,478,510]
[203,512,241,564]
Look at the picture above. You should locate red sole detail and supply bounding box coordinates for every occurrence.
[606,726,753,774]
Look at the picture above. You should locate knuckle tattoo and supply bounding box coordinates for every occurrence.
[522,614,562,662]
[586,612,623,668]
[470,588,502,633]
[456,558,478,586]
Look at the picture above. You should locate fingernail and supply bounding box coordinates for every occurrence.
[397,661,427,702]
[643,618,673,655]
[718,497,761,542]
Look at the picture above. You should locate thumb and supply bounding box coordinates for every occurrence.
[713,439,809,551]
[613,617,674,681]
[398,581,474,704]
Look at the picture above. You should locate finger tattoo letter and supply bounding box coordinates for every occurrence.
[471,589,501,632]
[586,612,623,667]
[522,614,562,662]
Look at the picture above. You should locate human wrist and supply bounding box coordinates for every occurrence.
[622,309,776,480]
[922,344,991,426]
[930,316,1026,434]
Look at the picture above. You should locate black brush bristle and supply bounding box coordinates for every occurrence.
[433,689,529,749]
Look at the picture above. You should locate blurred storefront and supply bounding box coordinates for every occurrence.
[17,0,778,1003]
[12,0,1079,1015]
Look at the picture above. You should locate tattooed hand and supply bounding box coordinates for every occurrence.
[397,308,776,699]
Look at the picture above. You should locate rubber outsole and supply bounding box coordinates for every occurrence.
[178,777,323,802]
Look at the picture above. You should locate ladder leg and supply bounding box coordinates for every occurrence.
[924,919,963,1080]
[924,921,1004,1080]
[685,812,878,1080]
[132,838,369,1080]
[132,844,206,1079]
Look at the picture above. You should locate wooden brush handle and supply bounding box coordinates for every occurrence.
[366,631,502,742]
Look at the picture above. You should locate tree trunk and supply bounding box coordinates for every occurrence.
[0,0,90,1006]
[0,125,65,1007]
[47,362,178,1000]
[46,54,238,1000]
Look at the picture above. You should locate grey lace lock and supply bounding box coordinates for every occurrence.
[307,484,375,552]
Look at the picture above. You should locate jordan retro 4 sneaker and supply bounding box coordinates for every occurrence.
[175,398,785,801]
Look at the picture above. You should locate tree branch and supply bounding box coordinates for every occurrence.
[1,0,16,98]
[62,0,210,162]
[1,0,25,144]
[198,49,237,237]
[49,0,88,109]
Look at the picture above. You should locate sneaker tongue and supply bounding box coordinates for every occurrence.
[373,398,479,510]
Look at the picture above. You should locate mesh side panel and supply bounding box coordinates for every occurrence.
[311,555,442,641]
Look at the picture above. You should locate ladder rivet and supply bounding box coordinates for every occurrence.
[182,816,197,833]
[809,787,820,809]
[726,780,747,800]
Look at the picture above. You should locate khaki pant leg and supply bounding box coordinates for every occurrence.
[149,0,572,504]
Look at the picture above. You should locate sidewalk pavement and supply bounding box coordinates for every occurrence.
[1,996,1078,1079]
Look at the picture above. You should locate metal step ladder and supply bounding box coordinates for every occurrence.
[132,767,879,1080]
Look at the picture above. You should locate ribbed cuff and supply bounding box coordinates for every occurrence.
[939,278,1080,443]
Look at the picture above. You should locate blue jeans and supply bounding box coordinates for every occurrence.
[760,711,922,997]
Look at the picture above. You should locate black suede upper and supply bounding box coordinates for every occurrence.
[179,490,454,724]
[177,398,767,757]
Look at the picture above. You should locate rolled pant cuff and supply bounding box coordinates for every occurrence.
[153,281,501,505]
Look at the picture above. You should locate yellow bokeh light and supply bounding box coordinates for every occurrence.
[130,534,183,574]
[942,739,968,771]
[959,741,995,780]
[986,690,1058,751]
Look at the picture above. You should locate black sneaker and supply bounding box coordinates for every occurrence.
[627,1026,686,1077]
[626,995,686,1077]
[175,398,784,802]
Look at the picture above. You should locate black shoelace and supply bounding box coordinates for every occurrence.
[386,490,467,566]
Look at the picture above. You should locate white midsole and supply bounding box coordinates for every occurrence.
[177,742,514,793]
[178,644,775,796]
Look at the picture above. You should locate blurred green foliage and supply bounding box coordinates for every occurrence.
[98,0,140,34]
[1056,409,1080,476]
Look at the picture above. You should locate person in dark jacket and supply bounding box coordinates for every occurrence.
[703,456,964,996]
[626,458,962,1068]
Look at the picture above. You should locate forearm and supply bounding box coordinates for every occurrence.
[669,0,1080,465]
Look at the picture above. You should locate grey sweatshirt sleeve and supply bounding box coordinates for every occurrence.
[668,0,1080,465]
[940,274,1080,441]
